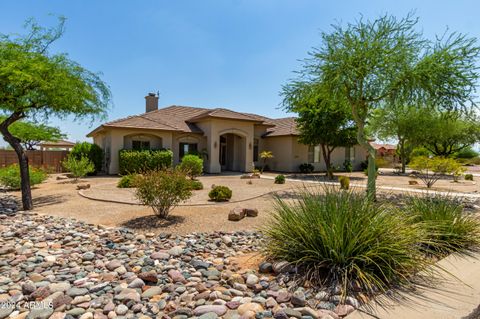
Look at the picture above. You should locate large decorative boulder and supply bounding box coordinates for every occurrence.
[228,207,245,221]
[244,208,258,217]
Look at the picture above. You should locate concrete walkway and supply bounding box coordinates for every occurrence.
[348,252,480,319]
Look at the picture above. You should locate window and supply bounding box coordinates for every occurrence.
[132,140,150,150]
[308,145,321,163]
[179,143,198,159]
[345,146,355,162]
[253,139,259,162]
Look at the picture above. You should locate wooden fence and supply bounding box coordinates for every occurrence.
[0,150,69,172]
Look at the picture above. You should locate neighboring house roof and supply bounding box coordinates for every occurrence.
[263,117,299,137]
[39,140,75,147]
[370,142,397,150]
[87,105,298,137]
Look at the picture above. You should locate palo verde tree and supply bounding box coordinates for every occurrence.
[0,17,111,210]
[369,106,430,173]
[421,111,480,157]
[0,116,66,150]
[296,13,479,198]
[282,81,357,179]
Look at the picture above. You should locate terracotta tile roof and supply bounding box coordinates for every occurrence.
[370,142,397,150]
[263,117,299,137]
[88,105,299,137]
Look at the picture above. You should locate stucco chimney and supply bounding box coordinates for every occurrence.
[145,92,158,112]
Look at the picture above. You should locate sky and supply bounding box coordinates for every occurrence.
[0,0,479,144]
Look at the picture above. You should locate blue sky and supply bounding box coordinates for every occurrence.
[0,0,479,144]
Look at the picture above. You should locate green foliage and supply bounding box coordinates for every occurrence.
[421,112,480,157]
[288,13,480,199]
[343,160,352,172]
[0,17,111,209]
[410,147,431,159]
[0,117,66,150]
[71,142,104,174]
[178,154,203,179]
[274,174,285,184]
[299,163,314,173]
[134,169,192,219]
[117,174,139,188]
[282,82,357,175]
[409,156,465,187]
[455,147,479,159]
[339,176,350,190]
[465,174,474,181]
[62,156,95,181]
[119,149,173,175]
[262,187,427,298]
[0,164,47,190]
[208,185,233,202]
[188,179,204,190]
[406,194,480,256]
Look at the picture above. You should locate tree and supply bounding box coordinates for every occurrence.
[421,111,480,157]
[409,156,465,188]
[369,106,430,173]
[296,14,479,198]
[0,117,66,150]
[259,150,273,173]
[0,18,111,210]
[282,81,357,179]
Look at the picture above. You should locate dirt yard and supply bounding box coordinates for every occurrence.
[6,170,480,235]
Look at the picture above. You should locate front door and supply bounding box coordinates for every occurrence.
[219,136,227,170]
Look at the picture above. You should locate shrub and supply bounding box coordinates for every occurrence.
[343,160,352,172]
[274,174,285,184]
[119,149,173,174]
[134,169,192,219]
[71,142,103,174]
[409,156,465,187]
[179,154,203,179]
[262,187,426,298]
[406,194,480,256]
[208,185,232,202]
[0,165,47,190]
[299,163,314,173]
[465,174,474,181]
[62,156,95,181]
[117,174,139,188]
[339,176,350,190]
[410,147,431,159]
[455,147,479,159]
[188,179,204,190]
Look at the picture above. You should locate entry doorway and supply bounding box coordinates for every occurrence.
[218,133,246,171]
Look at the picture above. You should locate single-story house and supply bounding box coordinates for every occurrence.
[87,93,368,174]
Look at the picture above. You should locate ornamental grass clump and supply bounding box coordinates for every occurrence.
[262,187,427,299]
[405,194,480,256]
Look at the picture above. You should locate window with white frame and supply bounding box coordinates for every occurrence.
[308,145,321,163]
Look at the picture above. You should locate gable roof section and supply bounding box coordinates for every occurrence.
[263,117,299,137]
[87,105,299,137]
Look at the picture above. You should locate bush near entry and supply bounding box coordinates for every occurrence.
[178,154,203,179]
[299,163,314,173]
[119,149,173,175]
[62,156,95,181]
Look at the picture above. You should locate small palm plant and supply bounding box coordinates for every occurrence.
[260,150,273,173]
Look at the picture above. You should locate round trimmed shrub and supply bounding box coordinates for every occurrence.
[208,185,232,202]
[179,154,203,179]
[339,175,350,190]
[117,174,139,188]
[188,179,204,190]
[465,174,474,181]
[71,142,103,174]
[274,174,285,184]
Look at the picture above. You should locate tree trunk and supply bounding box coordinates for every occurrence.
[400,139,406,173]
[321,144,334,180]
[0,113,33,210]
[351,105,376,200]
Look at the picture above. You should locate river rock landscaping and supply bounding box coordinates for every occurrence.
[0,212,349,319]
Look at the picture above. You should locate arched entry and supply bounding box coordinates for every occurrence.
[219,132,247,171]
